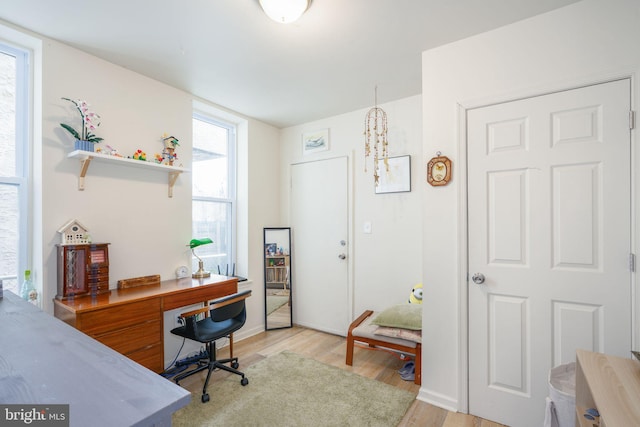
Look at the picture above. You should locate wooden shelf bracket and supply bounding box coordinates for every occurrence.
[78,156,93,191]
[168,171,181,198]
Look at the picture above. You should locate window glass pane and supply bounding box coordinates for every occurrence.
[0,51,16,177]
[192,200,231,274]
[0,184,19,294]
[192,113,236,277]
[192,117,228,198]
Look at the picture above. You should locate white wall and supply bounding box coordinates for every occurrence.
[41,39,193,304]
[279,95,423,317]
[0,20,280,355]
[421,0,640,412]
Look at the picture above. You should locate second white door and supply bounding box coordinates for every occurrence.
[467,79,632,427]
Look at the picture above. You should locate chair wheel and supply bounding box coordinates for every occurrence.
[241,377,248,386]
[231,362,239,369]
[201,393,210,403]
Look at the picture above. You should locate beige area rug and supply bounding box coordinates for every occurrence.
[266,295,289,315]
[172,351,416,427]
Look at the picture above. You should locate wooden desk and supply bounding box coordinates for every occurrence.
[575,349,640,427]
[1,292,190,426]
[54,275,238,372]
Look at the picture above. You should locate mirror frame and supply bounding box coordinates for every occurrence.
[264,227,293,330]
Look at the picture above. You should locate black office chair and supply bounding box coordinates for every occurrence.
[170,289,251,403]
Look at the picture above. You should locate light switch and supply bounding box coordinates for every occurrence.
[363,221,372,234]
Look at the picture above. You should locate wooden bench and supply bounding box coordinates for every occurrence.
[346,310,422,385]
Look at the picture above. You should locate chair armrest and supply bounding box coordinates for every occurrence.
[179,306,209,319]
[178,306,210,336]
[210,289,252,309]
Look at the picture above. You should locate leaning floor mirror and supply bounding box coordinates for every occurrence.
[264,227,293,330]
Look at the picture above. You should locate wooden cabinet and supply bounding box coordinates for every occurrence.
[73,298,163,372]
[53,276,238,373]
[265,255,289,289]
[56,243,110,299]
[575,349,640,427]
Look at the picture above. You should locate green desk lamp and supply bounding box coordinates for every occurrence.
[189,238,213,278]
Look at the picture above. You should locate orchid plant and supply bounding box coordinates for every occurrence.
[60,98,103,143]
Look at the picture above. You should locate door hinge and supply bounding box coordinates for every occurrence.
[630,110,636,130]
[630,253,636,272]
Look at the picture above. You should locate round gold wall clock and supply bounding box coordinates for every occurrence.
[427,154,452,186]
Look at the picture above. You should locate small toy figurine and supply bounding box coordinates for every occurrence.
[105,145,123,157]
[154,153,163,164]
[161,133,179,165]
[133,149,146,161]
[408,283,423,304]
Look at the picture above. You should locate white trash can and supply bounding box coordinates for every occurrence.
[544,362,576,427]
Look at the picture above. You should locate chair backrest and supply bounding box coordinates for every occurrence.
[209,289,251,323]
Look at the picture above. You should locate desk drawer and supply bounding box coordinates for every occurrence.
[128,343,164,373]
[94,319,161,356]
[88,266,109,275]
[163,281,237,311]
[87,274,109,283]
[78,298,160,335]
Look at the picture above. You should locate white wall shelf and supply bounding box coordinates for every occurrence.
[68,150,190,198]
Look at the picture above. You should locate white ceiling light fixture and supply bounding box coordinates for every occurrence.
[259,0,310,24]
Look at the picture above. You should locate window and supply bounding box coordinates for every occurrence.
[0,43,28,295]
[192,114,236,276]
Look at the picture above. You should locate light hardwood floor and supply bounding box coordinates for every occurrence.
[265,289,291,329]
[175,325,508,427]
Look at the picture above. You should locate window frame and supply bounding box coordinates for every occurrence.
[0,42,30,291]
[191,112,237,274]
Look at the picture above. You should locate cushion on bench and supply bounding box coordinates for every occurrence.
[370,303,422,330]
[375,326,422,344]
[346,309,422,385]
[351,312,419,348]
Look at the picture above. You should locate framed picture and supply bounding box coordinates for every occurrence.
[375,155,411,194]
[427,154,452,186]
[302,129,330,155]
[265,243,277,255]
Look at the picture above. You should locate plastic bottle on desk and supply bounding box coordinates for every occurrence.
[20,270,38,305]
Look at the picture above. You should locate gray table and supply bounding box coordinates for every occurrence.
[0,292,190,426]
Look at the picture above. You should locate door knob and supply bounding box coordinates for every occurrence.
[471,273,485,284]
[338,253,346,260]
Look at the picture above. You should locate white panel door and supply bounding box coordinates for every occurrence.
[467,80,631,427]
[291,157,349,335]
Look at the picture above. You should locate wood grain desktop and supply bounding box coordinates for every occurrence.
[54,275,238,372]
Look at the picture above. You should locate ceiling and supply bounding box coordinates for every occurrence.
[0,0,580,128]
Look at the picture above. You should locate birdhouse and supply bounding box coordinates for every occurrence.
[162,135,180,166]
[57,219,90,245]
[163,135,179,149]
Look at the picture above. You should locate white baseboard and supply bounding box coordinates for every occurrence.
[417,387,459,413]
